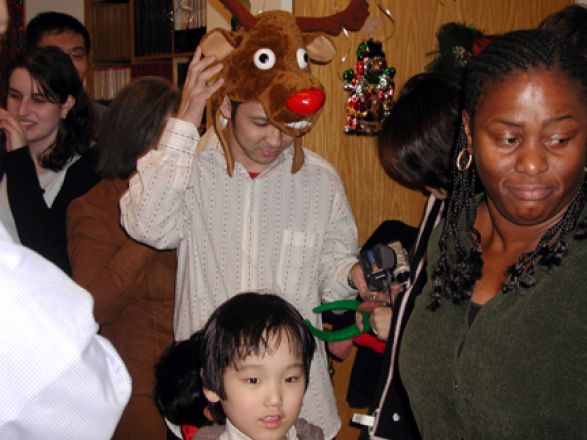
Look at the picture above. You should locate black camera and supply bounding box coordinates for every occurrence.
[359,241,410,292]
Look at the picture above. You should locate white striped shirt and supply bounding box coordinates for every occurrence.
[120,118,360,438]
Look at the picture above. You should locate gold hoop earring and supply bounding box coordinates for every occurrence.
[456,148,473,172]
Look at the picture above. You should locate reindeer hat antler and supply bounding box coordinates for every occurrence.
[200,0,369,176]
[223,0,370,35]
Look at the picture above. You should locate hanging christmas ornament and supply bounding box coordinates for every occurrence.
[343,38,396,135]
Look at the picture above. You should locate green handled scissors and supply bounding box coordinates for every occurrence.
[305,299,371,342]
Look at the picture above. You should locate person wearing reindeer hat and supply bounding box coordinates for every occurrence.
[120,1,382,438]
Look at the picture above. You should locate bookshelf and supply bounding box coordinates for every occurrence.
[84,0,207,102]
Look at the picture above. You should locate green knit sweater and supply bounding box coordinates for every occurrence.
[399,202,587,439]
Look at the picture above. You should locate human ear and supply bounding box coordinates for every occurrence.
[203,387,221,403]
[462,111,473,152]
[60,95,76,119]
[219,95,232,120]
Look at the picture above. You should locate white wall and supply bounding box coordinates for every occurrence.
[25,0,84,25]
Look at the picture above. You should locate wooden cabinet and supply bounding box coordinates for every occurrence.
[84,0,206,101]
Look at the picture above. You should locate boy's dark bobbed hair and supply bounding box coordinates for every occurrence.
[201,292,316,399]
[378,72,462,192]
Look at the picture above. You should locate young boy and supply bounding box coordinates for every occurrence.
[198,292,323,440]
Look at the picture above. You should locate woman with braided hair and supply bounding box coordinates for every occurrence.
[399,29,587,438]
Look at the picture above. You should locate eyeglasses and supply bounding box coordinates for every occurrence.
[68,48,88,60]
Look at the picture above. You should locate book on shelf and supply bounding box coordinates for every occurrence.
[173,0,206,54]
[176,58,190,87]
[135,0,173,56]
[92,66,132,101]
[174,26,206,54]
[92,2,131,61]
[172,0,206,29]
[92,62,173,102]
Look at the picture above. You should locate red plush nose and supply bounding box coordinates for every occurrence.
[286,89,325,115]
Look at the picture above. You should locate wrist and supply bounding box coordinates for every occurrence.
[347,268,357,290]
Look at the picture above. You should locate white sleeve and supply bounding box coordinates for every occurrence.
[119,118,200,250]
[319,176,360,303]
[0,229,131,440]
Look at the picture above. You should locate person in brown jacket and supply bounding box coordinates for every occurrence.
[67,77,179,439]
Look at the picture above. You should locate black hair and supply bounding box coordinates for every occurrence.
[378,72,462,193]
[3,46,94,171]
[430,29,587,309]
[200,292,316,400]
[26,12,91,52]
[539,4,587,59]
[154,331,214,426]
[97,77,179,178]
[426,22,487,75]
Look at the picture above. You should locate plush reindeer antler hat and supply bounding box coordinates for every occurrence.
[200,0,369,176]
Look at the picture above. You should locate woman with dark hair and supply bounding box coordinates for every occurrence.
[67,77,179,439]
[0,46,98,273]
[400,29,587,438]
[357,72,462,440]
[379,72,461,199]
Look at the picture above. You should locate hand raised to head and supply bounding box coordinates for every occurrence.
[176,47,224,128]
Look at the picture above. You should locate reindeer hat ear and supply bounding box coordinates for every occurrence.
[204,0,369,177]
[200,28,244,177]
[304,33,337,64]
[201,29,240,60]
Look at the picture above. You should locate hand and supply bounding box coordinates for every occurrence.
[369,306,392,341]
[327,339,354,361]
[389,282,404,306]
[369,283,404,340]
[349,262,389,303]
[356,300,392,341]
[0,108,27,152]
[176,46,224,128]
